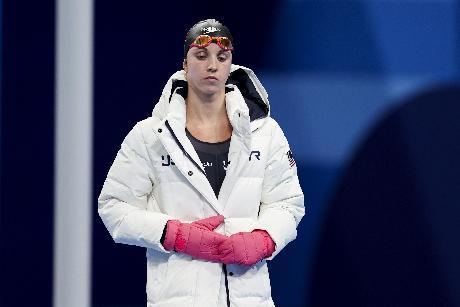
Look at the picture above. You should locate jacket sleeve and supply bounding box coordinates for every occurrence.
[254,119,305,260]
[98,122,173,253]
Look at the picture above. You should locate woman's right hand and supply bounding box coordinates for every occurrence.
[162,215,227,262]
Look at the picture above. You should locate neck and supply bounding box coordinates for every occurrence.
[186,88,227,125]
[185,87,232,142]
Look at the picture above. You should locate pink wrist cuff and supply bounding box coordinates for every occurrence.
[253,229,276,258]
[162,220,180,251]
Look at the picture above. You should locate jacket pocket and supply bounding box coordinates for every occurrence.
[146,249,170,303]
[227,260,272,302]
[155,253,198,301]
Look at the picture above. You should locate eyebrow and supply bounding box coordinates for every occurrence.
[218,50,230,55]
[193,49,230,56]
[193,48,207,53]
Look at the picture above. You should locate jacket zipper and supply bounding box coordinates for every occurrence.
[166,120,231,306]
[222,264,231,307]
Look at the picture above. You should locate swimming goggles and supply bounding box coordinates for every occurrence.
[189,35,234,51]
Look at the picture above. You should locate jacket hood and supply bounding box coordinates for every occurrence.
[152,64,270,123]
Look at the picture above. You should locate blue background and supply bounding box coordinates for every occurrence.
[1,0,460,306]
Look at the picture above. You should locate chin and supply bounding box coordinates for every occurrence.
[199,85,224,96]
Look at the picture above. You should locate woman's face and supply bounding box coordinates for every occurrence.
[184,43,232,98]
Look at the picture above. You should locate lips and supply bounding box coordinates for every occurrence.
[205,76,218,81]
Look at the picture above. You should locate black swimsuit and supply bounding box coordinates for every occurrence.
[185,128,231,197]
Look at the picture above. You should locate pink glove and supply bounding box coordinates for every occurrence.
[218,229,276,266]
[162,215,227,262]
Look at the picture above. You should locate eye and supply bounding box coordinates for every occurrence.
[195,52,207,60]
[218,54,228,62]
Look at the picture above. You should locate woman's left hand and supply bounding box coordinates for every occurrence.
[218,230,276,266]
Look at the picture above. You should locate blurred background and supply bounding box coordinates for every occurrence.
[1,0,460,306]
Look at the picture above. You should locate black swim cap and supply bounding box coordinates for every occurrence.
[184,19,234,58]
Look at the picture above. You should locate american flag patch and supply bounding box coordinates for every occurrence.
[287,150,296,167]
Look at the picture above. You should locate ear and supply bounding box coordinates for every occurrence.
[183,59,188,73]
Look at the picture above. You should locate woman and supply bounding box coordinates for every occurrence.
[98,19,305,307]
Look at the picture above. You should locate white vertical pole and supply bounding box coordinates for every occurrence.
[53,0,93,305]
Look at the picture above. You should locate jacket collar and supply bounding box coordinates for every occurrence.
[152,64,270,127]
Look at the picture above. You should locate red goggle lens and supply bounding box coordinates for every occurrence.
[191,35,233,51]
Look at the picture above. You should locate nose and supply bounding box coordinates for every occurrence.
[207,56,218,73]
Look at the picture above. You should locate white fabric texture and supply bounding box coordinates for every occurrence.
[98,64,305,307]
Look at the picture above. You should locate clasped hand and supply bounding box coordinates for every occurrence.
[162,215,275,266]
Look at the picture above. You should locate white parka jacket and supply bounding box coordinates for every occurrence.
[98,64,305,307]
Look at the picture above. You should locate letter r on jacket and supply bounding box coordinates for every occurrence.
[249,150,261,161]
